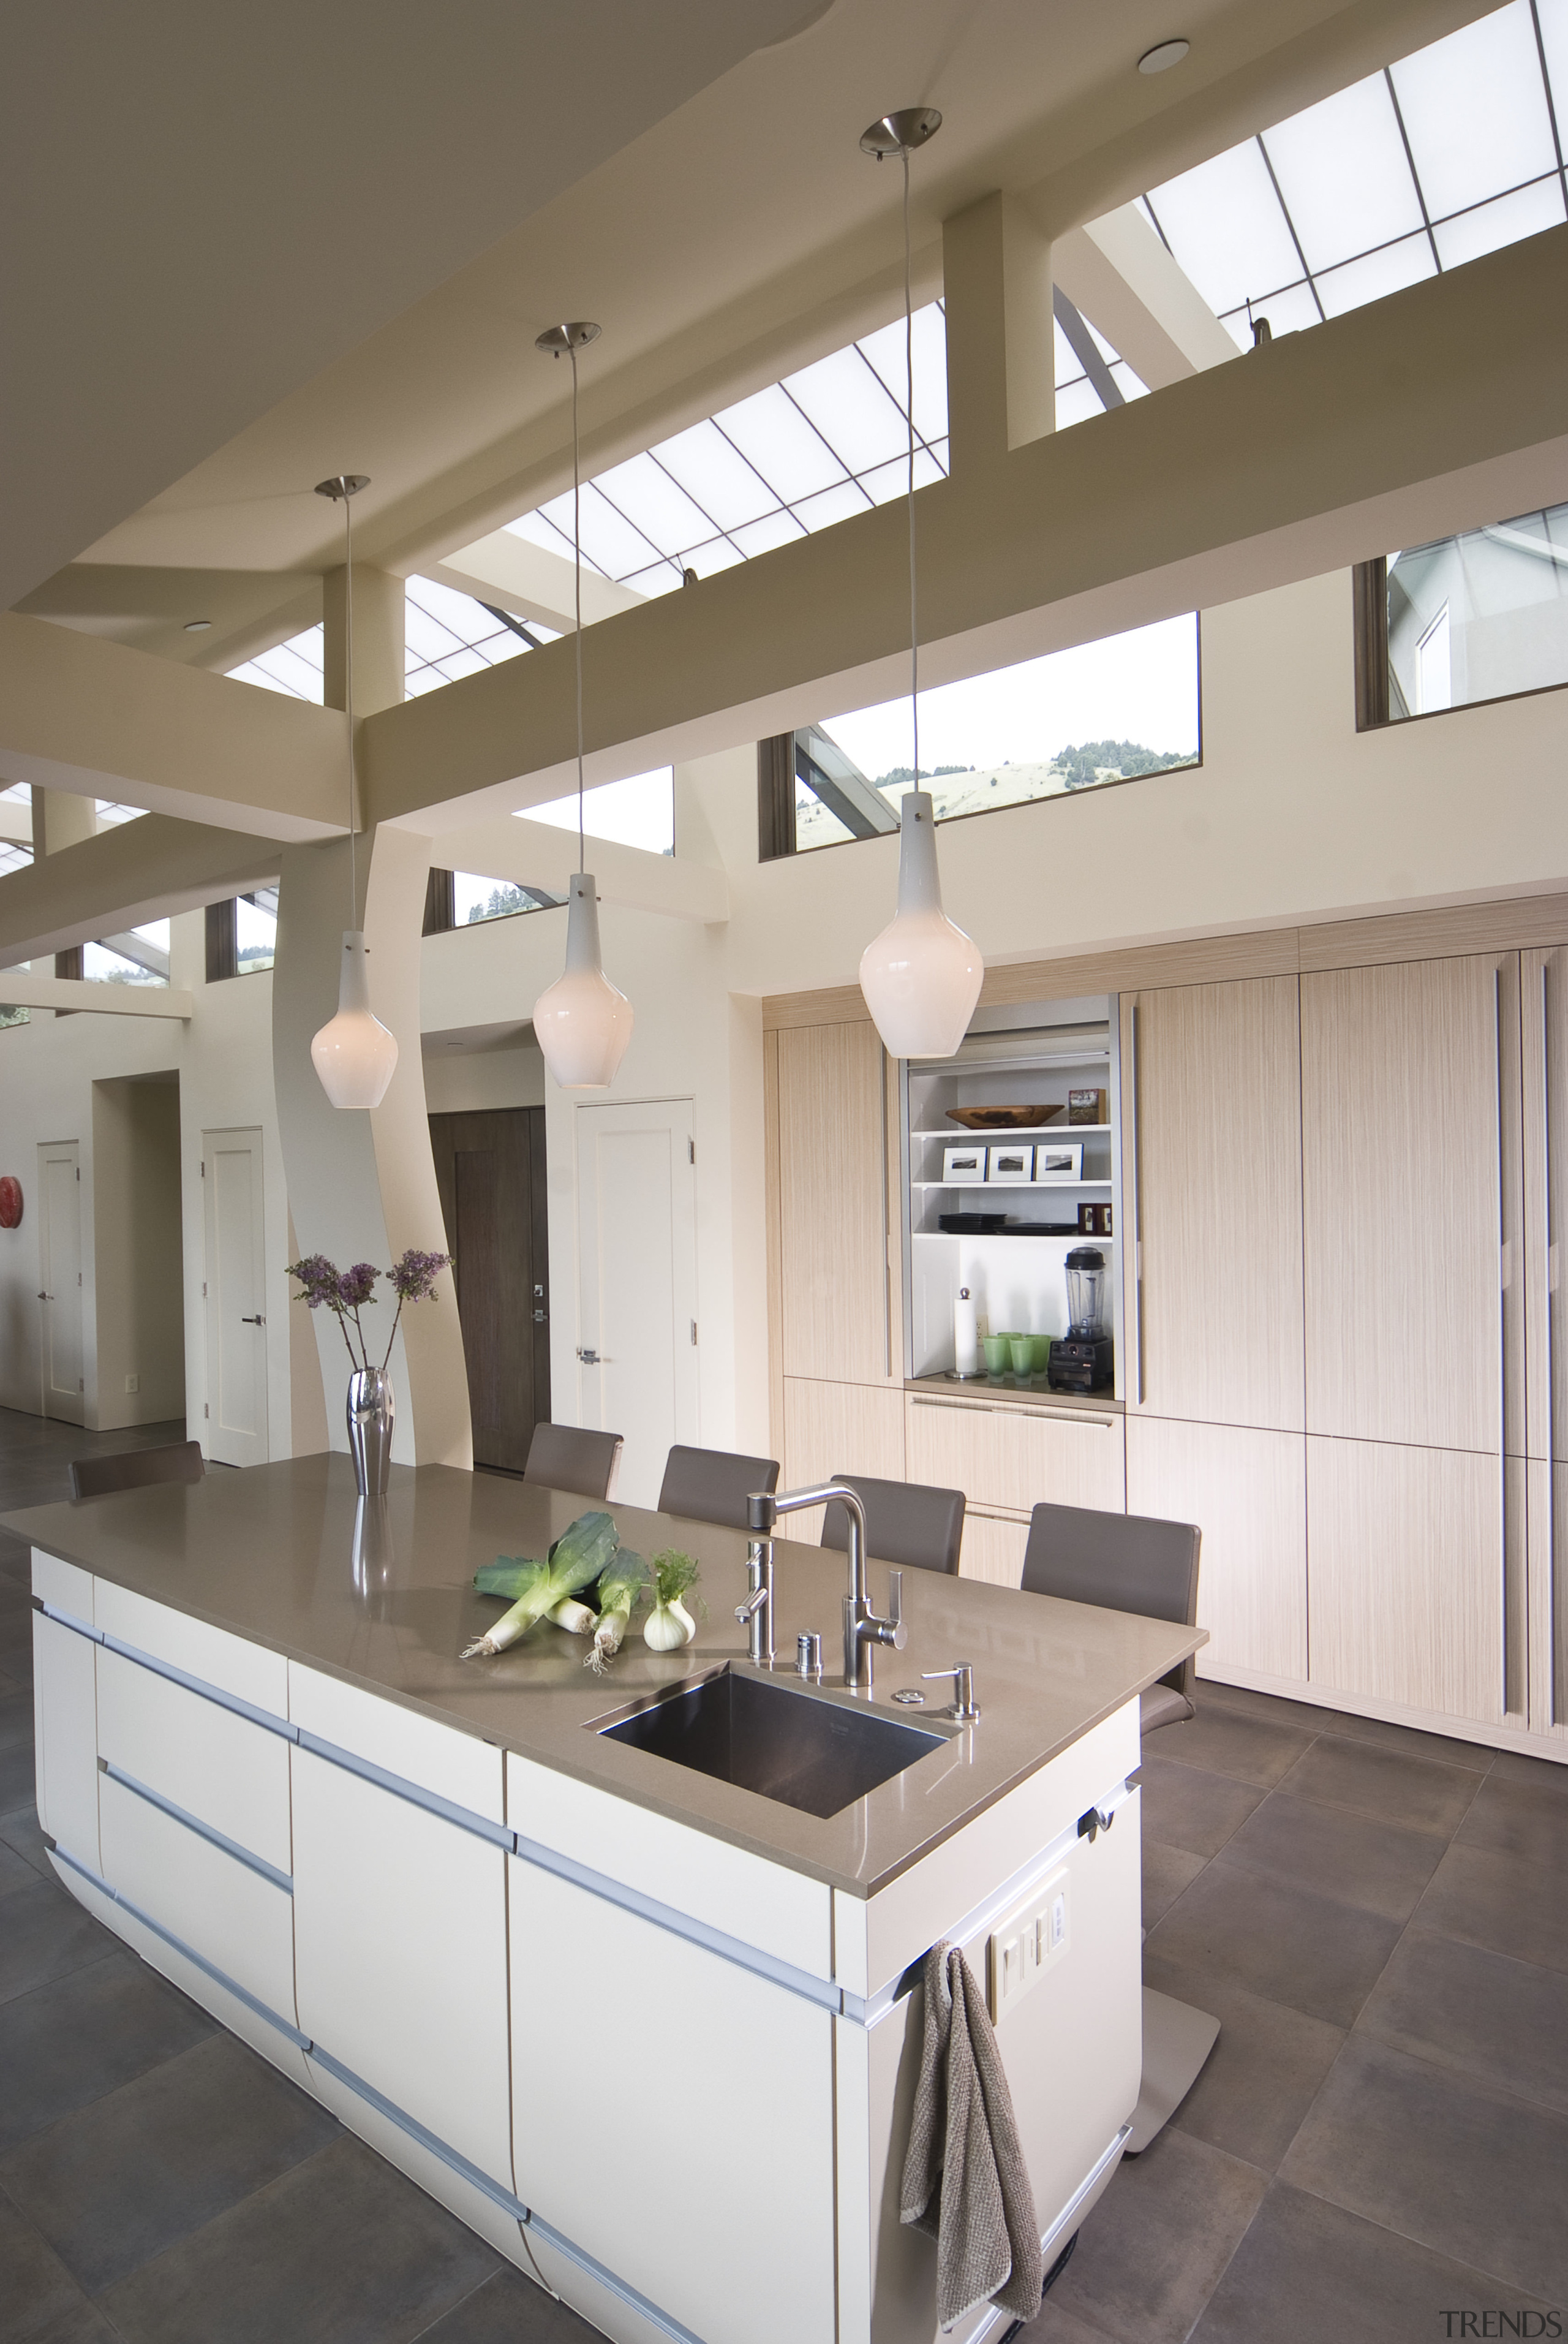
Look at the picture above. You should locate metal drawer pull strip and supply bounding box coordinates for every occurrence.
[50,1846,704,2344]
[98,1759,293,1893]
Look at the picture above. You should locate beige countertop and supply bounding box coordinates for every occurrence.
[9,1455,1197,1899]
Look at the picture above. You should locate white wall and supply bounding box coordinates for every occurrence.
[92,1073,184,1429]
[422,1042,546,1113]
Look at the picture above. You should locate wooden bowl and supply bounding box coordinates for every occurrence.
[945,1105,1064,1130]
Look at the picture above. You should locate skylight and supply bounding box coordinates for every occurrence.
[227,580,563,706]
[1142,0,1568,347]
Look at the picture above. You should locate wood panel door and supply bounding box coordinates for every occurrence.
[1126,1415,1306,1682]
[1306,1432,1515,1723]
[1300,955,1523,1454]
[429,1107,548,1475]
[777,1021,892,1386]
[1121,978,1304,1431]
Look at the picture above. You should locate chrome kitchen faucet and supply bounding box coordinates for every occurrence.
[745,1483,906,1691]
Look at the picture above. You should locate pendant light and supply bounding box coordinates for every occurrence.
[530,322,634,1091]
[856,109,984,1062]
[309,473,399,1110]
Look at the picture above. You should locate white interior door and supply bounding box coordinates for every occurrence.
[575,1098,698,1507]
[37,1141,83,1422]
[203,1127,268,1467]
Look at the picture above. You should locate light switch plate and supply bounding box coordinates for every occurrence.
[987,1864,1069,2022]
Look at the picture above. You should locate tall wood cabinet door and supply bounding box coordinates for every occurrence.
[1306,1434,1512,1723]
[1127,1416,1306,1681]
[1121,978,1304,1431]
[782,1375,906,1540]
[777,1020,892,1385]
[1301,954,1523,1454]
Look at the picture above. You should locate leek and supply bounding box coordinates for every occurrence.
[584,1548,647,1673]
[462,1511,619,1659]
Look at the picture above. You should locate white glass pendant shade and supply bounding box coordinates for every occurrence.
[859,793,982,1059]
[533,873,633,1090]
[311,932,399,1108]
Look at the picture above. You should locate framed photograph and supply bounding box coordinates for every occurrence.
[943,1144,987,1185]
[987,1144,1033,1184]
[1033,1142,1084,1184]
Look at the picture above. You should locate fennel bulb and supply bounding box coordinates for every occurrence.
[641,1549,702,1652]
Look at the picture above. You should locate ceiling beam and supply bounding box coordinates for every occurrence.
[424,530,644,633]
[0,614,344,841]
[0,814,281,964]
[1052,203,1238,389]
[0,972,193,1018]
[361,224,1568,831]
[428,815,728,924]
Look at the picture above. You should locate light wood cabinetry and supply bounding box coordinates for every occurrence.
[777,1021,893,1386]
[1301,954,1523,1454]
[1121,977,1305,1431]
[1126,1416,1306,1682]
[1306,1434,1512,1723]
[959,1509,1032,1587]
[906,1392,1125,1517]
[781,1374,906,1539]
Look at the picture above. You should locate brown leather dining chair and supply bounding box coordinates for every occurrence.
[821,1472,966,1575]
[522,1423,624,1502]
[69,1440,206,1500]
[657,1444,780,1530]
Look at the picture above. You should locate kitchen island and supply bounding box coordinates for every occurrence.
[16,1456,1200,2344]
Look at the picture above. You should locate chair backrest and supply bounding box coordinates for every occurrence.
[69,1440,206,1501]
[522,1422,624,1502]
[1021,1500,1201,1696]
[820,1472,966,1576]
[657,1445,780,1530]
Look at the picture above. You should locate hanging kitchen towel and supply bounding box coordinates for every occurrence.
[900,1940,1044,2326]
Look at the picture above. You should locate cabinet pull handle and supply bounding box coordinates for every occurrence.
[1496,963,1517,1721]
[1546,960,1563,1725]
[909,1397,1118,1429]
[1128,999,1145,1407]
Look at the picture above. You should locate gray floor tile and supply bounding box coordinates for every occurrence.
[0,2185,120,2342]
[1142,1953,1344,2174]
[0,1689,33,1753]
[1190,1679,1330,1733]
[1145,1856,1402,2028]
[1139,1705,1317,1789]
[0,1880,115,2010]
[0,1832,38,1902]
[1220,1788,1444,1923]
[1141,1840,1205,1930]
[1280,2033,1568,2306]
[1355,1929,1568,2114]
[0,1804,54,1881]
[1047,2126,1268,2344]
[0,1948,215,2153]
[1009,2299,1117,2344]
[1417,1837,1568,1975]
[1189,2179,1561,2344]
[0,1736,37,1812]
[1457,1769,1568,1870]
[1134,1758,1265,1859]
[1324,1707,1496,1772]
[2,2031,340,2295]
[99,2133,500,2344]
[1487,1747,1568,1794]
[1276,1732,1482,1838]
[412,2265,605,2343]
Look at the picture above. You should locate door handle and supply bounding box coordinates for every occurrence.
[241,1314,265,1326]
[533,1309,547,1323]
[36,1291,51,1301]
[577,1347,600,1364]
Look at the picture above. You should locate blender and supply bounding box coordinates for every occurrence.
[1047,1246,1115,1391]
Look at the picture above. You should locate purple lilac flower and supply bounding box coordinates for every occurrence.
[339,1262,379,1308]
[386,1249,452,1303]
[285,1255,340,1312]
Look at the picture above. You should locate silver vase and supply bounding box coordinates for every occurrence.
[347,1367,394,1497]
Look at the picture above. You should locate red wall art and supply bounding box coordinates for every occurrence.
[0,1178,22,1229]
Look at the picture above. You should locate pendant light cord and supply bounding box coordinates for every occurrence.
[570,344,585,877]
[903,145,919,789]
[342,483,356,921]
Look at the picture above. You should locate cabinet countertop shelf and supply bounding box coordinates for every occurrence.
[911,1124,1112,1138]
[913,1179,1114,1191]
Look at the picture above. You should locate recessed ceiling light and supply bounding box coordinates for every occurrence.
[183,619,211,632]
[1138,37,1189,73]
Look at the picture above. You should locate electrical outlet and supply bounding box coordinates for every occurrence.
[987,1865,1070,2022]
[124,1374,139,1394]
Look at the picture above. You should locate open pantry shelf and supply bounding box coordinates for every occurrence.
[912,1178,1114,1190]
[910,1124,1112,1138]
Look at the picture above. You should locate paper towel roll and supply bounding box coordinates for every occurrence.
[954,1288,979,1376]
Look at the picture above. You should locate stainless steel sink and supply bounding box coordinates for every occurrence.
[594,1666,945,1818]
